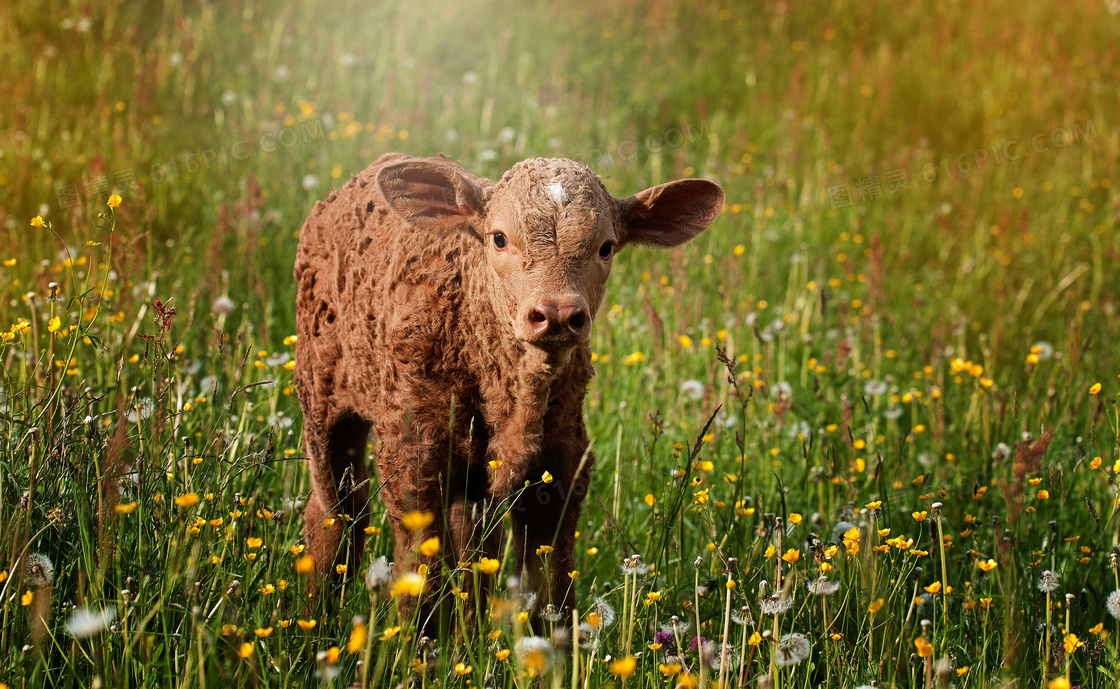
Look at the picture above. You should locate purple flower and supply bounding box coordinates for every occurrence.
[654,631,675,648]
[689,636,708,651]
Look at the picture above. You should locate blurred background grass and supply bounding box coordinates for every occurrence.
[1,0,1119,685]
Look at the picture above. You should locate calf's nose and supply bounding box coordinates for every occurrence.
[526,300,590,342]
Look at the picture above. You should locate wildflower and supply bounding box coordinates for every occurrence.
[247,537,263,549]
[107,194,122,208]
[781,548,800,563]
[978,559,998,572]
[297,619,317,630]
[255,627,273,638]
[212,295,236,316]
[774,633,811,666]
[400,510,434,531]
[748,631,762,646]
[31,216,44,227]
[335,564,347,575]
[24,553,55,588]
[913,510,928,522]
[1090,383,1102,395]
[295,555,315,575]
[1038,570,1060,593]
[541,604,563,622]
[868,598,885,614]
[21,590,34,606]
[914,636,933,657]
[174,493,200,508]
[65,606,117,638]
[290,544,305,555]
[541,471,553,483]
[660,616,691,634]
[238,642,253,658]
[731,606,754,626]
[620,554,650,576]
[1064,633,1083,654]
[390,572,425,597]
[477,557,501,575]
[788,513,802,525]
[680,380,704,401]
[807,576,841,596]
[609,656,637,678]
[515,637,553,677]
[1107,590,1120,619]
[346,618,367,654]
[454,662,472,675]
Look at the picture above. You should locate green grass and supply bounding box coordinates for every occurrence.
[1,0,1119,686]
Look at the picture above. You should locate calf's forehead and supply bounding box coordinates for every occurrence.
[489,159,618,253]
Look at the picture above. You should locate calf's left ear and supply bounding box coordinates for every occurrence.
[618,179,725,248]
[377,160,487,236]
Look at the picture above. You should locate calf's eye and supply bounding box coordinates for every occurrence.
[493,233,507,249]
[598,241,613,258]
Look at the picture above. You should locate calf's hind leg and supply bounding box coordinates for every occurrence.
[304,411,373,578]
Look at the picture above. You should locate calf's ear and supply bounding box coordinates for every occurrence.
[376,160,487,235]
[618,178,724,248]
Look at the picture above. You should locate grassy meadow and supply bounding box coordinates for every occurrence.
[2,0,1120,686]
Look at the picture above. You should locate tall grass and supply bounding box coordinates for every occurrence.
[1,0,1118,686]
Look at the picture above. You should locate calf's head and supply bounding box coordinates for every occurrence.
[378,157,724,358]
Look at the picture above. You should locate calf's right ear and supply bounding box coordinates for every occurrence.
[376,160,486,236]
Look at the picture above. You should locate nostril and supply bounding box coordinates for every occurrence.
[567,311,586,332]
[528,309,548,325]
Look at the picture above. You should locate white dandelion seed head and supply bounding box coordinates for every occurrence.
[498,126,517,144]
[807,576,841,596]
[992,443,1011,461]
[540,604,564,622]
[212,295,236,316]
[591,597,616,627]
[758,592,793,615]
[774,633,811,666]
[514,636,554,668]
[66,605,117,638]
[365,556,392,590]
[863,380,888,396]
[659,617,691,635]
[301,174,320,191]
[1038,570,1060,593]
[1032,341,1054,360]
[1107,589,1120,619]
[680,379,704,401]
[24,552,55,588]
[772,381,793,400]
[522,591,538,612]
[731,606,754,626]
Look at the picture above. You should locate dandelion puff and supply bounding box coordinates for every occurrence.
[1038,570,1060,593]
[991,443,1011,461]
[1032,341,1054,360]
[774,633,811,667]
[591,597,616,628]
[708,642,739,671]
[66,605,116,638]
[660,616,691,635]
[680,380,704,401]
[758,592,793,615]
[578,622,600,650]
[731,606,754,626]
[1107,590,1120,619]
[365,556,392,590]
[863,380,888,396]
[212,295,236,317]
[540,604,564,623]
[522,591,538,612]
[807,576,841,596]
[24,553,55,588]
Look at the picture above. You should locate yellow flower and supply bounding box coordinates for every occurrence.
[568,570,580,579]
[868,599,885,614]
[865,500,882,511]
[978,559,998,572]
[295,555,315,575]
[296,619,317,630]
[174,493,200,508]
[541,471,553,483]
[254,627,273,638]
[1090,382,1102,395]
[237,642,253,658]
[346,620,367,654]
[1048,679,1071,689]
[259,584,275,595]
[290,544,305,555]
[1091,457,1102,470]
[1037,489,1050,500]
[914,637,933,657]
[47,317,61,333]
[21,590,34,606]
[678,334,693,348]
[763,544,775,558]
[400,510,434,531]
[912,510,928,522]
[659,663,683,676]
[1090,622,1105,635]
[1064,633,1083,654]
[781,548,800,563]
[495,649,510,660]
[115,502,138,514]
[609,656,637,678]
[325,647,340,663]
[31,215,43,227]
[477,557,500,574]
[924,581,942,594]
[107,194,122,208]
[454,663,472,676]
[390,572,425,597]
[788,513,802,525]
[748,631,762,646]
[335,564,348,575]
[644,494,655,506]
[419,537,440,556]
[247,537,263,549]
[489,460,502,469]
[536,545,553,555]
